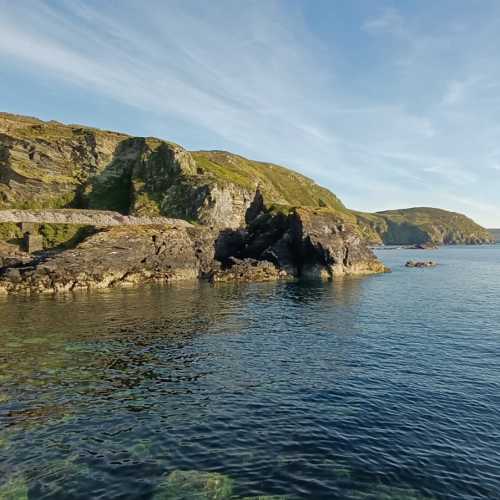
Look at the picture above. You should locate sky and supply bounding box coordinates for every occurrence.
[1,0,500,226]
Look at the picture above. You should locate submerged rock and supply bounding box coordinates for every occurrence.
[0,475,29,500]
[349,484,432,500]
[240,496,290,499]
[153,470,233,500]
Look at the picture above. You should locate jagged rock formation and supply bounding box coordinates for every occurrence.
[210,257,286,282]
[0,207,385,293]
[217,207,386,279]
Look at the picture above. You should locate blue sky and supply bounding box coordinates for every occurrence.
[1,0,499,226]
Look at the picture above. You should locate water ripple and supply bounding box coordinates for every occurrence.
[1,246,500,498]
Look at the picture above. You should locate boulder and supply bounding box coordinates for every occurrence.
[405,260,437,268]
[209,257,287,283]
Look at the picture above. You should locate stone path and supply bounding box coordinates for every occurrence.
[0,209,193,228]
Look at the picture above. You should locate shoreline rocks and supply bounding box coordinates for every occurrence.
[405,260,437,268]
[0,207,388,294]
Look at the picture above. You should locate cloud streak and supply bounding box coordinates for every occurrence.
[0,0,499,226]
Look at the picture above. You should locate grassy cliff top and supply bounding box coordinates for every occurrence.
[0,112,130,142]
[192,150,346,211]
[352,207,494,244]
[376,207,490,231]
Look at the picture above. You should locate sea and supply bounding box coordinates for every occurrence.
[0,245,499,499]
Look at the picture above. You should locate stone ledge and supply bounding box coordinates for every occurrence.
[0,209,193,228]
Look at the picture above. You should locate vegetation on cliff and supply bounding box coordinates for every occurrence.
[192,150,346,211]
[488,229,499,241]
[353,208,494,245]
[0,112,493,245]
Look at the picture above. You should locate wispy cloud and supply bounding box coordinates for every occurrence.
[0,0,499,226]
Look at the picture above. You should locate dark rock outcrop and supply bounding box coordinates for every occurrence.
[405,260,437,268]
[210,257,285,283]
[236,207,387,279]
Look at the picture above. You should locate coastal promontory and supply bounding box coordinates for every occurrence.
[0,112,492,293]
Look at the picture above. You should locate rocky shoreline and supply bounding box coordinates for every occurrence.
[0,207,387,294]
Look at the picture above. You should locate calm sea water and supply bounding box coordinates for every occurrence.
[1,246,499,499]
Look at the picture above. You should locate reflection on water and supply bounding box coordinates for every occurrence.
[1,246,500,499]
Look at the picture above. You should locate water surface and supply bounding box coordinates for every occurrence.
[1,246,499,499]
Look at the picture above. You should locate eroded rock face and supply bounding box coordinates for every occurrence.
[0,224,217,294]
[291,208,386,278]
[220,207,386,280]
[0,207,387,293]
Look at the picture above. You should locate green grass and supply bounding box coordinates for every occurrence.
[353,207,493,244]
[192,151,346,211]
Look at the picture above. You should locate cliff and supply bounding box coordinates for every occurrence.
[0,112,345,230]
[488,229,500,241]
[354,208,494,245]
[0,112,491,246]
